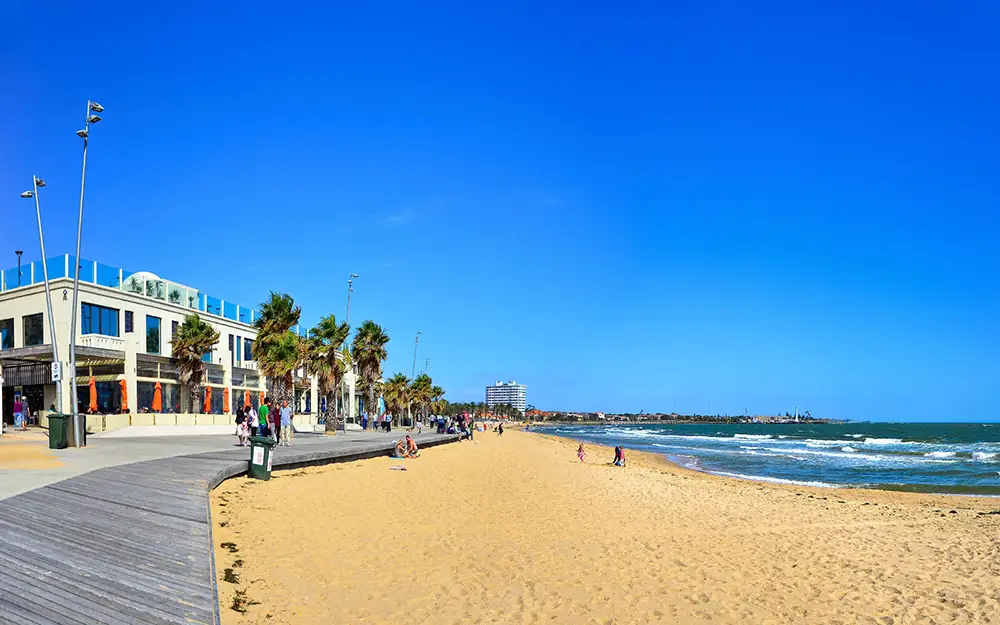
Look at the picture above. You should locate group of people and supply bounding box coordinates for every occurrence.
[576,444,627,467]
[360,412,394,432]
[392,435,420,458]
[8,396,31,433]
[234,398,294,447]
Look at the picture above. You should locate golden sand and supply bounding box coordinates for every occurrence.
[211,430,1000,624]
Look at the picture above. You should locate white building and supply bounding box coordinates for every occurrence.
[485,380,526,413]
[0,254,358,433]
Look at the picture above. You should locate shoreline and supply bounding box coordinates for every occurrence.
[533,431,1000,506]
[532,427,1000,499]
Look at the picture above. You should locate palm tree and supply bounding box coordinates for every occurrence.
[171,314,220,414]
[383,373,411,425]
[351,320,389,422]
[254,292,301,405]
[309,314,350,434]
[430,385,446,418]
[409,373,433,425]
[257,331,300,409]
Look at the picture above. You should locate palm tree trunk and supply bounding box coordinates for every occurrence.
[324,392,336,434]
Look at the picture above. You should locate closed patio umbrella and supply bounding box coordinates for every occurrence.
[204,386,212,414]
[259,390,265,406]
[88,376,98,413]
[152,382,163,413]
[244,389,251,409]
[120,379,128,413]
[223,387,230,414]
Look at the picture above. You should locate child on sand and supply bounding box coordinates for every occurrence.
[577,444,586,463]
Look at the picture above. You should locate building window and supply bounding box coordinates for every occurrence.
[202,350,212,363]
[81,303,120,337]
[244,338,253,360]
[235,336,242,363]
[171,319,179,339]
[0,318,12,350]
[125,311,134,333]
[23,313,44,346]
[146,316,161,354]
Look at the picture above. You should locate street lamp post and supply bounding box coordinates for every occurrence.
[408,331,422,427]
[424,357,429,373]
[15,250,23,286]
[411,332,422,379]
[343,273,358,425]
[69,100,103,447]
[345,273,358,327]
[21,178,63,417]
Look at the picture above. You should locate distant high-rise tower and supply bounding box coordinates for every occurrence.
[485,380,526,414]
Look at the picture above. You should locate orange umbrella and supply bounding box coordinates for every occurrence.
[203,386,212,414]
[120,379,128,412]
[223,387,230,414]
[243,389,251,408]
[152,382,163,413]
[258,390,265,405]
[88,376,98,413]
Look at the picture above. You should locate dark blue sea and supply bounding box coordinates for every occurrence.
[537,422,1000,495]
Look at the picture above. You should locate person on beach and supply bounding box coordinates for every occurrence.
[404,435,420,458]
[616,446,626,467]
[497,422,504,437]
[383,412,392,433]
[578,444,586,463]
[279,399,292,446]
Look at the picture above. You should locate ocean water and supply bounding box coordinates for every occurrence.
[537,422,1000,495]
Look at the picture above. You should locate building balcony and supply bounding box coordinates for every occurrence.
[78,334,125,352]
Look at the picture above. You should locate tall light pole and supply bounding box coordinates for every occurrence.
[69,100,103,447]
[345,273,358,327]
[21,178,63,417]
[424,357,429,373]
[342,273,358,427]
[14,250,23,286]
[411,331,422,379]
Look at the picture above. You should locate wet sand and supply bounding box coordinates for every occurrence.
[211,429,1000,624]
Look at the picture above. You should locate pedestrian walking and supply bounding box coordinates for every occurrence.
[279,399,293,446]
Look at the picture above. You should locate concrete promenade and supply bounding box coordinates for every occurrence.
[0,430,459,624]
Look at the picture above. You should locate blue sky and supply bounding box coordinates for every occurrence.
[3,1,998,420]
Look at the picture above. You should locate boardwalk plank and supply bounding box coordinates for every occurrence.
[0,432,458,624]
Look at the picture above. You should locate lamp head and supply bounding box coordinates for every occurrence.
[76,129,88,138]
[34,178,45,187]
[87,115,102,124]
[89,102,104,113]
[20,191,33,198]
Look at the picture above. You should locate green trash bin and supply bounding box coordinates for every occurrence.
[47,413,69,450]
[248,435,276,480]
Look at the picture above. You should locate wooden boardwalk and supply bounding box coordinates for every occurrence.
[0,433,458,624]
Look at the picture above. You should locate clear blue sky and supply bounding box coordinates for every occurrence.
[3,1,998,420]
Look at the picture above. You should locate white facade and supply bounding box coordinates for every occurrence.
[0,254,357,429]
[485,380,526,413]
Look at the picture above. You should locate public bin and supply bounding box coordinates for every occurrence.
[248,435,276,480]
[47,413,69,450]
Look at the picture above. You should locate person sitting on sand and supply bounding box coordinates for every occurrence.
[615,446,626,467]
[577,444,586,463]
[404,435,420,458]
[392,440,406,458]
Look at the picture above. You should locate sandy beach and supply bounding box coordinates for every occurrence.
[211,429,1000,624]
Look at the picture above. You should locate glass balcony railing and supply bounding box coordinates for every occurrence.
[1,254,257,327]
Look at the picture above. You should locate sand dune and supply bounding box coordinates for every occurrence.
[211,430,1000,624]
